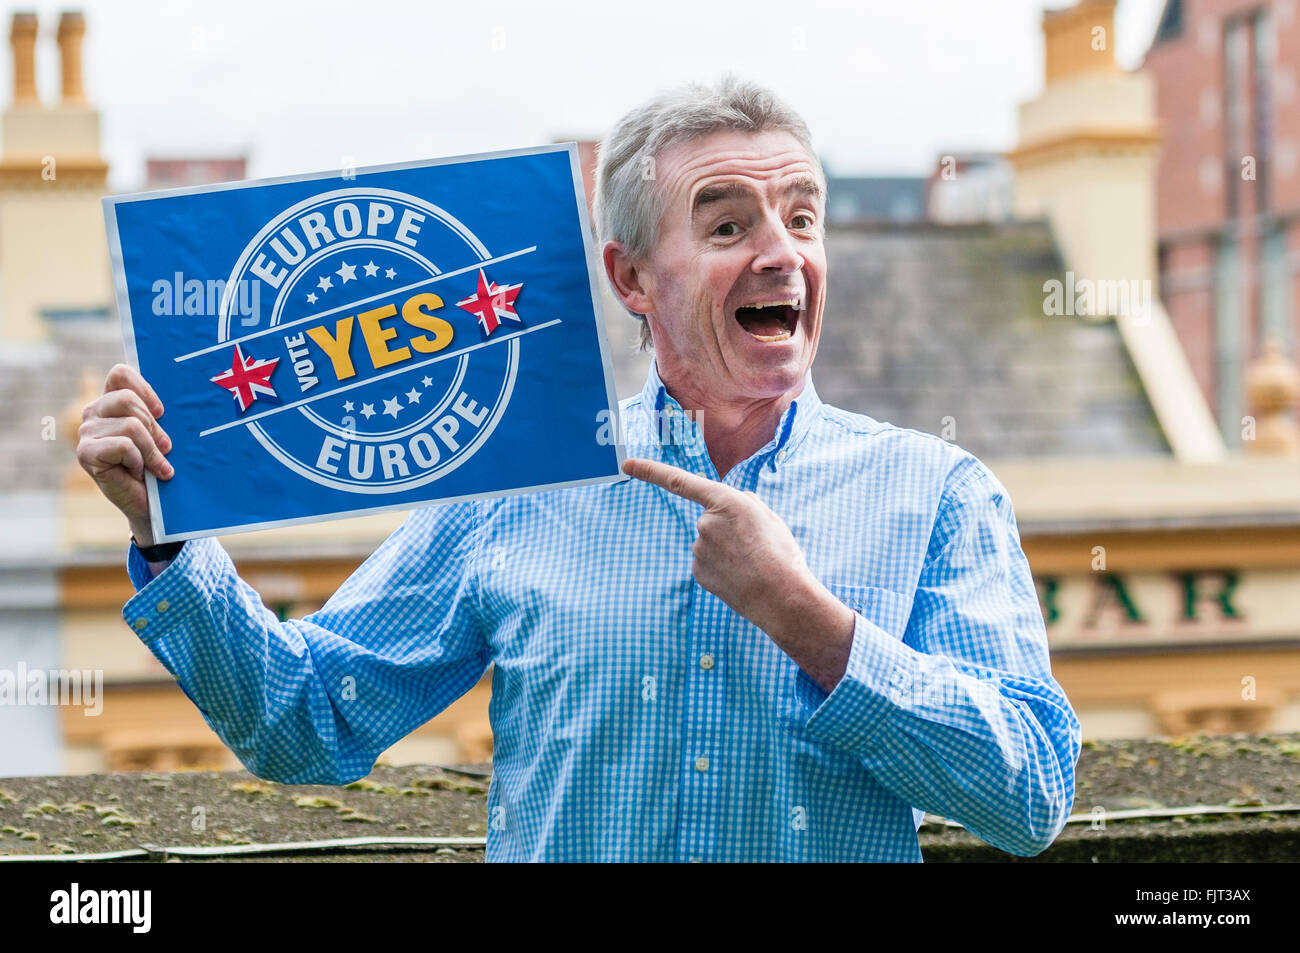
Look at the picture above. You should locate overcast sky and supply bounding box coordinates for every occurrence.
[10,0,1165,192]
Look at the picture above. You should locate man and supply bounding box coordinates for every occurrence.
[77,75,1081,862]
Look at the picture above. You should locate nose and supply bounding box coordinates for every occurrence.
[750,209,803,275]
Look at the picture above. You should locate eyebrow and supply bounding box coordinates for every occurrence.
[690,175,824,221]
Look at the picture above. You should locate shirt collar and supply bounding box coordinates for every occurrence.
[637,358,823,466]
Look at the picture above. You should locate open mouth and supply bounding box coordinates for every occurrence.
[734,296,802,342]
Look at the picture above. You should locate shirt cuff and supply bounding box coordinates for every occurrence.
[122,536,221,646]
[789,608,921,758]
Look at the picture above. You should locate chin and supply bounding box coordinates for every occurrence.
[734,360,808,398]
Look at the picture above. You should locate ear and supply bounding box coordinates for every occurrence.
[602,241,654,316]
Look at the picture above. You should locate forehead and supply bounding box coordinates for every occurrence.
[654,128,822,214]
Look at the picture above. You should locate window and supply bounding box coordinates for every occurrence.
[1152,0,1183,45]
[1224,18,1249,219]
[1253,10,1273,212]
[1260,223,1292,352]
[1214,235,1242,443]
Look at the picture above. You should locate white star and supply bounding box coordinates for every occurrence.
[363,261,379,277]
[406,388,421,404]
[307,292,318,304]
[317,275,333,293]
[360,403,375,419]
[343,400,354,412]
[421,375,433,388]
[335,261,357,283]
[385,267,396,279]
[382,396,402,418]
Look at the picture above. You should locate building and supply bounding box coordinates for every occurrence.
[0,11,111,341]
[995,0,1297,737]
[822,170,929,224]
[924,152,1015,224]
[0,12,490,776]
[784,0,1300,741]
[1142,0,1300,444]
[0,10,116,776]
[144,156,247,189]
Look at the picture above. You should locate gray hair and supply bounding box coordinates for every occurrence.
[592,74,824,351]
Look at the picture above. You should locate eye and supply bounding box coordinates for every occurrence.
[790,214,814,229]
[713,222,739,237]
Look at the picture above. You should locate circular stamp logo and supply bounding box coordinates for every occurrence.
[211,187,523,495]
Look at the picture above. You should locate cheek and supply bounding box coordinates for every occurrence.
[701,262,745,321]
[806,258,828,312]
[686,266,733,319]
[688,289,719,348]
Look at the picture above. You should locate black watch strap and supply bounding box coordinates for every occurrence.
[132,536,185,561]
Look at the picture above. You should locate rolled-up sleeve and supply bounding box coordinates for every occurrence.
[790,460,1082,856]
[120,501,492,785]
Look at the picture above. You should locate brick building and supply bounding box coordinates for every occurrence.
[1143,0,1300,443]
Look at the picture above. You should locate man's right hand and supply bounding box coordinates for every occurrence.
[75,362,174,547]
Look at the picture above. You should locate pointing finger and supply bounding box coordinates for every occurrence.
[622,457,729,508]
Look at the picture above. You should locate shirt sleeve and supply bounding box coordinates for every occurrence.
[120,502,492,785]
[789,458,1082,857]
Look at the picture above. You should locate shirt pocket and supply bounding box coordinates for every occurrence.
[776,583,914,736]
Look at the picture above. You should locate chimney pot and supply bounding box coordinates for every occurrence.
[1042,0,1119,86]
[9,11,39,107]
[57,10,87,105]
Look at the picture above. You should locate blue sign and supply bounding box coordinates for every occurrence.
[104,144,625,542]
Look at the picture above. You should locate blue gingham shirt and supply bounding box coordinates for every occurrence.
[122,359,1081,862]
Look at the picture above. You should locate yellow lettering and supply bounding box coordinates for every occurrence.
[402,293,453,353]
[306,316,356,380]
[358,303,410,369]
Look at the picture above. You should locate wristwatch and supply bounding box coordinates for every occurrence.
[131,536,185,561]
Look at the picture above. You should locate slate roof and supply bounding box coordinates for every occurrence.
[810,221,1170,460]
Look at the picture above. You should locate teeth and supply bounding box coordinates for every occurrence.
[739,296,802,311]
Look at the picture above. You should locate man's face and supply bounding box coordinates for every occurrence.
[638,128,827,406]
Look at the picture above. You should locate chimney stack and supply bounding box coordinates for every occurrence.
[9,12,38,107]
[1042,0,1120,86]
[57,11,86,105]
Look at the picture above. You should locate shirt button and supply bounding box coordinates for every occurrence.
[156,600,170,613]
[694,756,709,772]
[699,653,714,671]
[777,449,789,462]
[133,617,149,631]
